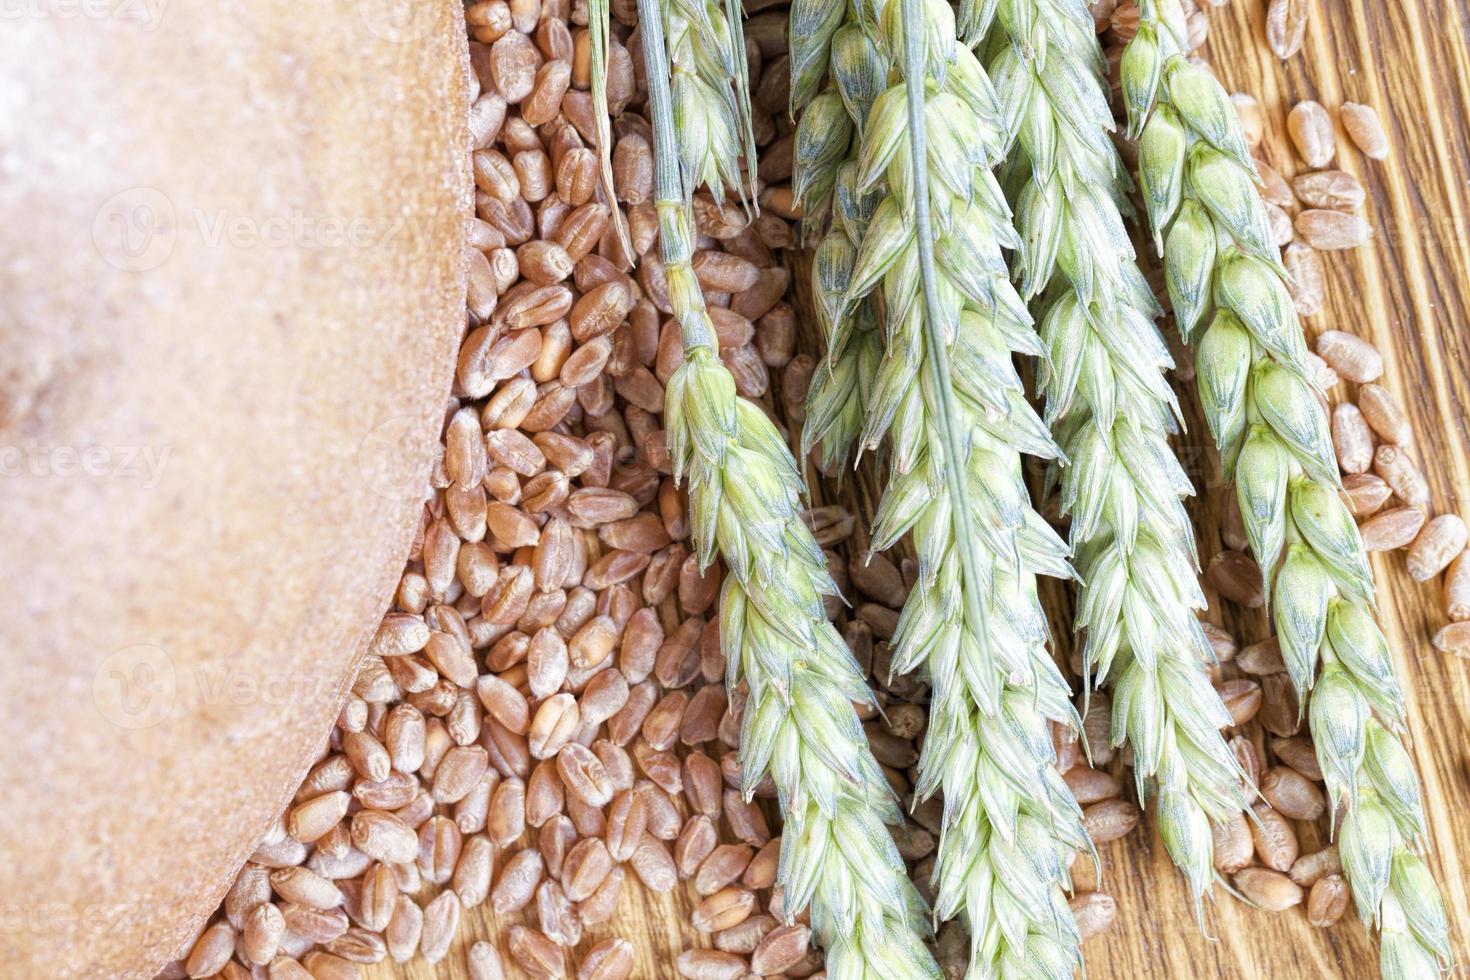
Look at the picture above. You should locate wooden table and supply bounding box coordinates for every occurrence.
[366,0,1470,974]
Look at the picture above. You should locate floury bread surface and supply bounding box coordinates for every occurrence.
[0,3,470,976]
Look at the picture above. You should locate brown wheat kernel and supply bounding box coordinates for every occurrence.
[1443,551,1470,620]
[1064,767,1122,804]
[1432,621,1470,657]
[1232,93,1263,146]
[630,832,678,892]
[1216,678,1263,726]
[713,914,777,955]
[1344,472,1393,517]
[355,864,398,933]
[577,865,625,927]
[468,940,508,980]
[454,834,496,907]
[605,788,649,863]
[563,838,613,902]
[1307,875,1351,927]
[1266,202,1294,246]
[350,810,419,865]
[1230,736,1262,791]
[1081,798,1139,843]
[506,925,565,979]
[1237,637,1286,675]
[289,791,350,844]
[1342,102,1390,159]
[269,867,343,911]
[488,776,527,846]
[1332,402,1375,474]
[418,815,464,885]
[1360,506,1427,551]
[420,892,461,965]
[185,922,236,978]
[1296,209,1372,250]
[1288,101,1335,167]
[1359,384,1414,446]
[1260,766,1326,820]
[1235,868,1305,911]
[1259,673,1301,737]
[1207,549,1266,607]
[1212,810,1254,873]
[1407,515,1467,581]
[326,927,388,965]
[492,848,544,914]
[384,896,422,964]
[242,902,286,966]
[692,886,757,932]
[526,759,566,827]
[1251,802,1301,871]
[537,879,583,948]
[1266,0,1307,57]
[1317,330,1383,382]
[1283,242,1325,316]
[341,731,391,787]
[1293,171,1367,212]
[1289,846,1343,887]
[674,949,749,980]
[749,923,811,974]
[1070,892,1118,940]
[578,938,636,980]
[675,814,720,878]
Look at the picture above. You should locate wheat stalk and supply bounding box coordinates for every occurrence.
[1122,2,1450,973]
[793,2,1092,973]
[972,0,1247,903]
[636,0,941,973]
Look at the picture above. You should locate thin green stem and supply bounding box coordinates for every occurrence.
[898,5,993,707]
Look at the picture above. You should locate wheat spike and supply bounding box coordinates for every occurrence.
[974,0,1247,903]
[637,0,940,972]
[794,1,1092,973]
[1122,1,1450,973]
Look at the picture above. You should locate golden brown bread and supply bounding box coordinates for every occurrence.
[0,3,469,976]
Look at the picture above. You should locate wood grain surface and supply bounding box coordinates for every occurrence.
[365,0,1470,975]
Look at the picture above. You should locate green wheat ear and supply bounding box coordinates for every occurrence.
[977,0,1248,908]
[638,0,940,972]
[792,0,1094,973]
[1122,0,1450,974]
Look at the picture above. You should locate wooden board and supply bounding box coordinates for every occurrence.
[365,0,1470,975]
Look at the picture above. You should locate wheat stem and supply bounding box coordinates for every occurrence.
[1122,2,1450,973]
[639,0,940,972]
[975,0,1247,904]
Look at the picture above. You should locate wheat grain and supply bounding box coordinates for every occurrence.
[1123,4,1449,973]
[793,0,1095,972]
[977,0,1249,906]
[637,1,938,973]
